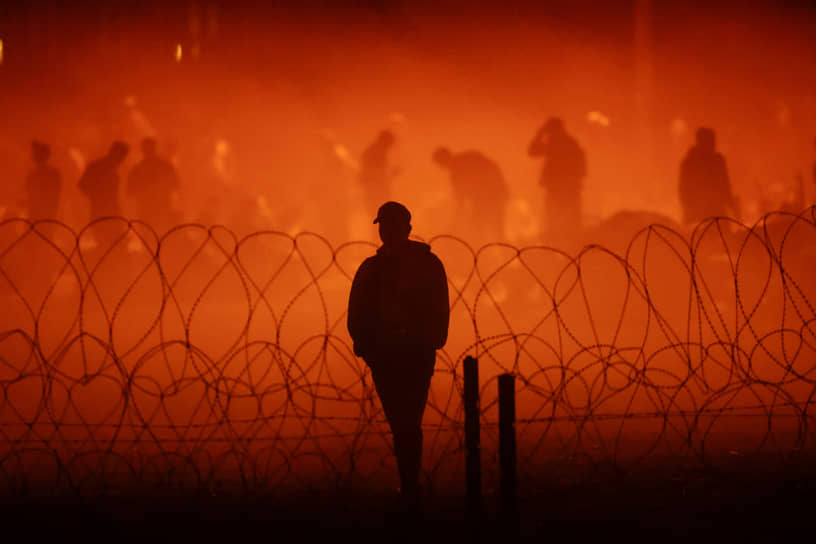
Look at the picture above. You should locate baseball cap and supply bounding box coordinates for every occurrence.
[373,201,411,225]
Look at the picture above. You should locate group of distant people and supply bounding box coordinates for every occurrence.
[22,137,181,232]
[355,118,589,244]
[356,120,816,244]
[355,118,588,243]
[14,123,816,520]
[19,122,816,243]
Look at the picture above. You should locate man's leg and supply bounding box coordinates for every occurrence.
[393,374,431,505]
[545,192,560,238]
[372,353,434,507]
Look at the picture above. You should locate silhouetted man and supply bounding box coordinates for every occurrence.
[24,141,62,221]
[358,130,398,214]
[347,201,449,511]
[126,137,181,231]
[678,127,738,224]
[78,141,129,220]
[528,117,587,237]
[432,147,509,242]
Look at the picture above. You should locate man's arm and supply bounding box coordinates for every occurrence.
[124,166,138,199]
[427,255,450,350]
[77,163,97,197]
[576,144,587,180]
[527,128,547,157]
[347,258,377,361]
[165,161,182,191]
[719,155,739,220]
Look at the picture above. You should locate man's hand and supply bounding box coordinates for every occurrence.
[353,341,380,366]
[353,341,367,358]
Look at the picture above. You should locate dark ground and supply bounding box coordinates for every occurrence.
[2,462,815,541]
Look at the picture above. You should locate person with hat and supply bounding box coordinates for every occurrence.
[677,127,739,225]
[528,116,587,239]
[78,140,130,220]
[24,140,63,221]
[347,201,450,512]
[432,146,509,243]
[126,137,182,233]
[358,130,399,215]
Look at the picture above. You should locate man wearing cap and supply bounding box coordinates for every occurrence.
[677,127,739,225]
[24,141,62,221]
[78,140,130,220]
[126,137,182,232]
[432,146,509,243]
[358,130,399,214]
[347,201,450,510]
[528,117,587,238]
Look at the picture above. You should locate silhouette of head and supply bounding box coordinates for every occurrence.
[108,140,130,164]
[432,147,453,168]
[543,117,565,134]
[377,130,395,147]
[373,201,411,245]
[108,141,130,164]
[695,127,716,151]
[141,137,157,158]
[31,141,51,165]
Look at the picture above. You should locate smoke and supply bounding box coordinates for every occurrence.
[0,2,814,239]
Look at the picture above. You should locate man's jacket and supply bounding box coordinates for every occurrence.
[529,133,586,193]
[678,146,734,223]
[347,240,449,365]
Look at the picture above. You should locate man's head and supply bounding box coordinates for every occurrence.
[31,141,50,165]
[140,137,157,158]
[373,201,412,245]
[695,127,716,151]
[377,130,395,147]
[432,147,453,169]
[543,116,564,134]
[108,140,130,164]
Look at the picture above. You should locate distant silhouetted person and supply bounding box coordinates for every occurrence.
[678,127,739,224]
[358,130,398,213]
[528,117,586,237]
[78,141,129,220]
[432,147,509,242]
[347,201,449,512]
[24,141,62,221]
[126,137,181,231]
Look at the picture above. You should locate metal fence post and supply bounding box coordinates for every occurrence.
[499,372,517,530]
[464,355,481,517]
